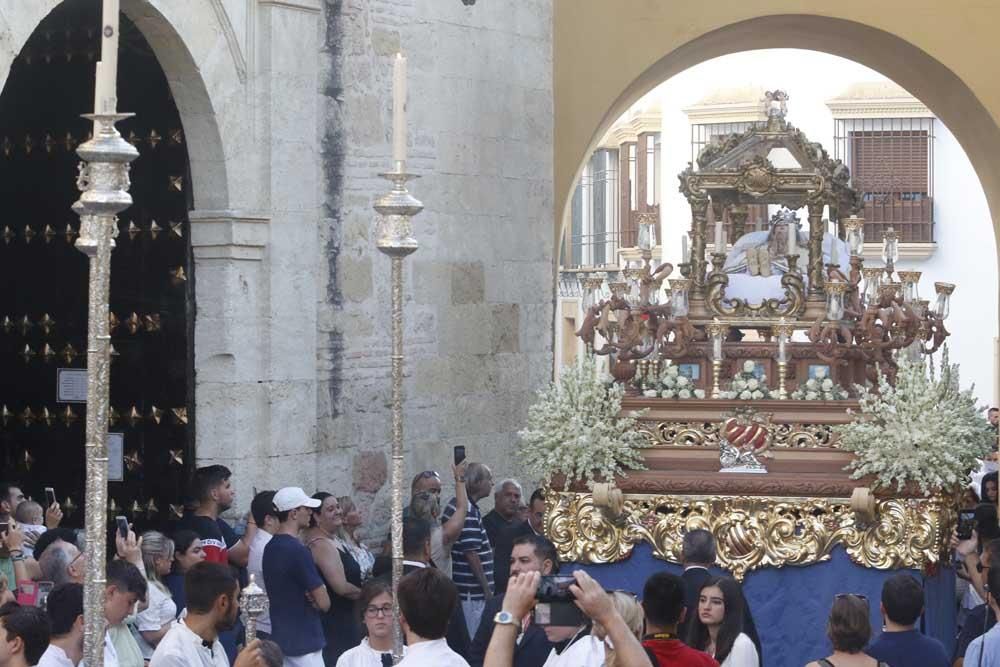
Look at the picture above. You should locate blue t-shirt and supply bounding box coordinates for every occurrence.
[866,629,949,667]
[262,534,326,657]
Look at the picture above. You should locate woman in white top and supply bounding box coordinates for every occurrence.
[409,463,467,578]
[686,577,760,667]
[337,496,376,582]
[134,531,178,659]
[336,578,403,666]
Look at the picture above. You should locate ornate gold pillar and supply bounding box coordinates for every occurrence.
[807,202,825,296]
[690,197,709,291]
[728,204,749,242]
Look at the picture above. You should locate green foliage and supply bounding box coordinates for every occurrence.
[518,355,650,489]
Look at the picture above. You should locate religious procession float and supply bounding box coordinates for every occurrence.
[521,94,992,654]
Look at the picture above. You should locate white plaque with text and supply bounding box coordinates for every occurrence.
[56,368,88,403]
[108,433,124,482]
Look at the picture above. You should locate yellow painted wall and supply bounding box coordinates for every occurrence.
[554,2,1000,256]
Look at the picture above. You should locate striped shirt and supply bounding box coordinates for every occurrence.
[442,497,494,598]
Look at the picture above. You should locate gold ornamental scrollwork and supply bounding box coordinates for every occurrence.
[642,421,835,449]
[547,492,953,581]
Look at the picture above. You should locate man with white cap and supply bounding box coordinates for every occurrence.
[262,488,331,667]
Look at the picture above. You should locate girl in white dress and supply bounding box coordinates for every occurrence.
[336,578,403,667]
[685,577,760,667]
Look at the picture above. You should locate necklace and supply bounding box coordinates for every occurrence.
[644,632,675,641]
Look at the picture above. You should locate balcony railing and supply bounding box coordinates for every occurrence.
[561,230,622,271]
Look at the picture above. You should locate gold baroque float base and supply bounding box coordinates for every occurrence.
[547,491,953,580]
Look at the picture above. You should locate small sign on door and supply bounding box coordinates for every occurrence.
[56,368,88,403]
[108,433,124,482]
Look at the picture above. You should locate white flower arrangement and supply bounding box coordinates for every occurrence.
[519,354,651,489]
[838,349,994,495]
[637,362,705,400]
[719,363,779,400]
[790,376,850,401]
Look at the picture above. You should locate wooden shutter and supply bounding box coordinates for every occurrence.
[850,131,928,193]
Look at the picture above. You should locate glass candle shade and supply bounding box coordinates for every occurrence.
[861,267,882,306]
[881,228,899,266]
[825,281,847,321]
[912,299,929,318]
[934,282,955,320]
[669,279,691,318]
[844,216,864,256]
[638,218,657,252]
[897,271,921,304]
[707,319,726,362]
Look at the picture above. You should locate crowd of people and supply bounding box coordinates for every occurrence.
[0,441,996,667]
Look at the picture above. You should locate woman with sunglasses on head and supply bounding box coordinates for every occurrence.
[409,462,468,577]
[685,577,758,667]
[336,577,403,666]
[805,594,888,667]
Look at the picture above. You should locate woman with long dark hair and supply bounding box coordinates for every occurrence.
[686,577,759,667]
[304,491,362,665]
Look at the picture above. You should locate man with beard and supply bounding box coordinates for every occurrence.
[151,562,266,667]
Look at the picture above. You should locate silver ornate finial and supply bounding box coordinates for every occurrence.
[240,573,269,643]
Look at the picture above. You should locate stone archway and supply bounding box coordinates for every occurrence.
[554,12,1000,259]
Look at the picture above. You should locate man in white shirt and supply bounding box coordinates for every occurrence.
[37,583,83,667]
[247,491,278,639]
[104,558,149,667]
[397,567,470,667]
[151,562,265,667]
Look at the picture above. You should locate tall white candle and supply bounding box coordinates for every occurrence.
[97,0,119,113]
[787,222,797,256]
[714,220,723,251]
[831,236,839,265]
[681,235,689,263]
[392,53,407,164]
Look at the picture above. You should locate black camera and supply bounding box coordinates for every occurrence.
[534,575,584,626]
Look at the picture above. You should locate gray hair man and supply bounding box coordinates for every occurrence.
[482,478,522,595]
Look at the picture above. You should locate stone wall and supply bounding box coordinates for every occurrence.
[317,0,555,540]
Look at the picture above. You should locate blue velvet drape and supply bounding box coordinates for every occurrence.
[569,543,956,666]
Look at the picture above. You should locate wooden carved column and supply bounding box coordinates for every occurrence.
[690,197,709,291]
[728,204,749,242]
[807,202,825,296]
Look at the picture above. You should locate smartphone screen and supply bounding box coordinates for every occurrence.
[44,487,56,508]
[454,445,466,466]
[957,510,977,540]
[115,516,129,538]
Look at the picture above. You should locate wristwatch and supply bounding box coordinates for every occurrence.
[494,611,518,627]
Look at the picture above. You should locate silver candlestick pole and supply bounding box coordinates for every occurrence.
[74,114,137,667]
[76,2,137,663]
[374,161,421,663]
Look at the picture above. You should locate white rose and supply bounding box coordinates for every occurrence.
[664,377,676,388]
[760,374,767,382]
[822,378,834,390]
[747,379,759,391]
[734,380,747,391]
[661,389,675,399]
[814,367,828,379]
[676,376,690,387]
[643,389,658,397]
[666,366,679,377]
[806,378,818,390]
[739,390,752,400]
[743,360,756,374]
[751,390,763,399]
[694,389,706,399]
[805,391,818,400]
[679,389,692,399]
